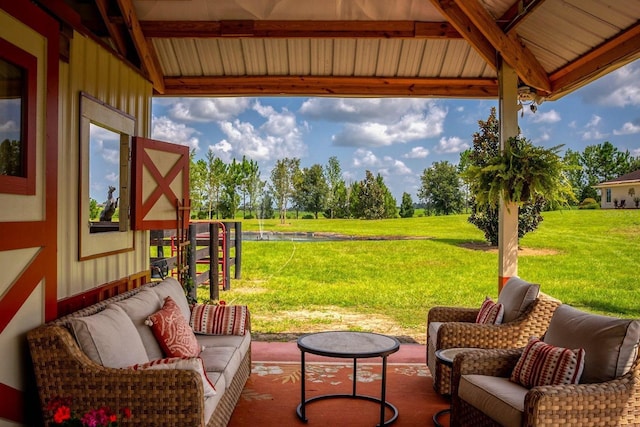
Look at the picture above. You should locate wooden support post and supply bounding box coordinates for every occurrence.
[234,221,242,279]
[222,222,231,290]
[498,57,520,292]
[188,223,197,301]
[209,222,220,301]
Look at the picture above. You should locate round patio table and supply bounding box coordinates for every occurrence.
[296,331,400,426]
[433,347,478,427]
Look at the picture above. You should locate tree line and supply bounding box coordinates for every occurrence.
[189,154,402,222]
[188,107,640,229]
[418,108,640,218]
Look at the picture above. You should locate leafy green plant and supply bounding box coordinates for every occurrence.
[464,136,575,208]
[579,197,599,209]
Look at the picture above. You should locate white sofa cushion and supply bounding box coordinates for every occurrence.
[204,372,226,424]
[69,304,149,368]
[129,356,216,397]
[544,304,640,383]
[112,287,164,360]
[459,374,526,427]
[151,277,191,320]
[200,346,243,386]
[196,332,251,356]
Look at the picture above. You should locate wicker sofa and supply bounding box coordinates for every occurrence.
[450,304,640,426]
[427,277,561,395]
[27,278,251,427]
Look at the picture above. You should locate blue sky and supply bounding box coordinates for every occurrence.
[149,60,640,202]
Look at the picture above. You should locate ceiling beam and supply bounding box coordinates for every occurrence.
[94,0,129,58]
[116,0,165,94]
[549,23,640,99]
[138,20,462,39]
[499,0,547,33]
[162,76,498,97]
[444,0,550,93]
[429,0,498,71]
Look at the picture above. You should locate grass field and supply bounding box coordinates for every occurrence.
[196,209,640,343]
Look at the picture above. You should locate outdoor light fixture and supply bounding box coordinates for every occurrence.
[517,84,545,116]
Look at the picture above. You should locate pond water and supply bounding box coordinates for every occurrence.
[241,232,430,242]
[242,231,357,242]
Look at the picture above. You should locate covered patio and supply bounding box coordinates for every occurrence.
[1,0,639,425]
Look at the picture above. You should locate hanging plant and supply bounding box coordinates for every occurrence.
[463,136,575,208]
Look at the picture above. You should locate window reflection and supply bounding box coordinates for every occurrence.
[0,57,24,177]
[89,123,121,228]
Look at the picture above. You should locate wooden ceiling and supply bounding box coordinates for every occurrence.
[42,0,640,100]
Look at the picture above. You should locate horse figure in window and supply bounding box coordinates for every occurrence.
[100,186,119,222]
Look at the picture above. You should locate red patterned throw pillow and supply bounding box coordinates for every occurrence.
[190,304,248,336]
[147,296,201,358]
[129,356,216,397]
[475,297,505,324]
[510,337,585,388]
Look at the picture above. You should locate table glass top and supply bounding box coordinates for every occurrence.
[298,331,400,358]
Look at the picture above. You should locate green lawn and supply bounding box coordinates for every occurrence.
[198,209,640,343]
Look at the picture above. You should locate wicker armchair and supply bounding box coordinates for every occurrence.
[449,304,640,426]
[426,278,561,395]
[449,346,640,426]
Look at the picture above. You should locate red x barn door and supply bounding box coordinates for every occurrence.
[132,137,190,231]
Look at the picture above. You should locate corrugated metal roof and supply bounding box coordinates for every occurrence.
[60,0,640,98]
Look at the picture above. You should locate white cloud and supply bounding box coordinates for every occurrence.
[353,149,379,167]
[168,98,250,122]
[332,110,447,147]
[613,122,640,135]
[536,131,551,142]
[587,115,601,127]
[214,101,307,161]
[580,114,608,140]
[581,62,640,107]
[151,115,200,151]
[0,120,18,132]
[632,148,640,157]
[105,172,119,183]
[300,98,432,123]
[89,125,120,164]
[403,146,430,159]
[300,98,447,147]
[582,130,607,140]
[435,136,469,154]
[531,109,561,124]
[352,149,412,176]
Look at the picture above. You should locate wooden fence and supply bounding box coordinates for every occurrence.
[150,221,242,301]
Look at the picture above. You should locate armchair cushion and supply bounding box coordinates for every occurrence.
[497,277,540,323]
[543,304,640,383]
[510,337,585,387]
[476,297,504,324]
[458,375,526,427]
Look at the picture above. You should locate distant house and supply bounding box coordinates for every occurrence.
[594,170,640,209]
